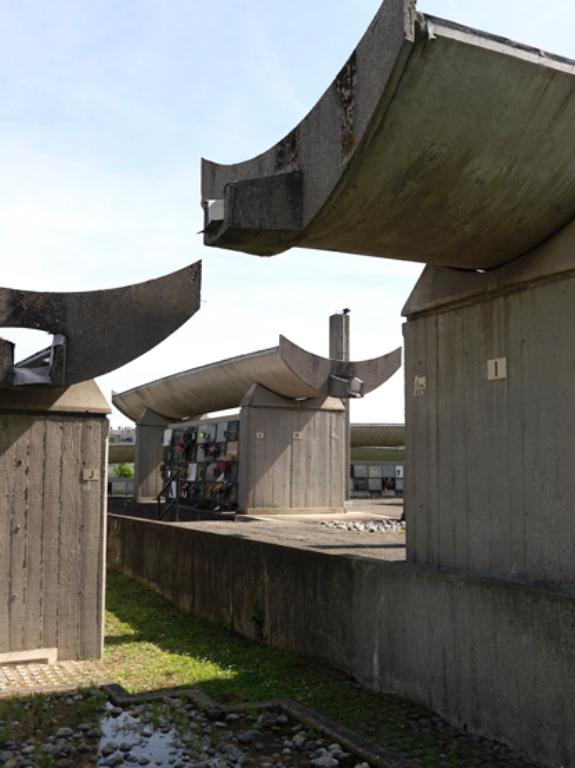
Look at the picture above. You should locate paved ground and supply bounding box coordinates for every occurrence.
[245,497,404,520]
[243,498,403,520]
[175,498,406,562]
[0,659,113,698]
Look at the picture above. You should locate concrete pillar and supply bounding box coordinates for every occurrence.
[0,338,14,385]
[134,409,170,501]
[329,312,351,500]
[402,219,575,588]
[238,384,346,514]
[0,380,110,661]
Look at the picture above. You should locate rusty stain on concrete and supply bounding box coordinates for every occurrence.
[275,128,299,171]
[335,52,357,156]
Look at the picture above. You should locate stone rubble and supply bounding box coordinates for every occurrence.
[0,690,373,768]
[322,519,405,534]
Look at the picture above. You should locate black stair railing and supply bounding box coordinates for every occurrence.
[156,468,182,521]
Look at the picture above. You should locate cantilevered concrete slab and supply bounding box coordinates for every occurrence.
[0,262,201,387]
[113,337,401,423]
[202,0,575,269]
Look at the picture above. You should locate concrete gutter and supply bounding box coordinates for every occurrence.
[102,684,413,768]
[112,337,401,422]
[202,0,575,269]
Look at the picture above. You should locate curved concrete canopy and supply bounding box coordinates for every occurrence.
[350,423,405,448]
[202,0,575,270]
[0,262,201,387]
[112,337,401,423]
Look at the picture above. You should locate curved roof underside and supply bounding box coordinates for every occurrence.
[0,262,201,387]
[202,0,575,270]
[112,336,401,423]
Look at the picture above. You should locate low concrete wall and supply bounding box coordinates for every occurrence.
[108,515,575,768]
[107,499,158,519]
[107,498,233,523]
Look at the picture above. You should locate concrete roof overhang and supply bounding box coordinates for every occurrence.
[202,0,575,270]
[0,262,201,388]
[112,336,401,423]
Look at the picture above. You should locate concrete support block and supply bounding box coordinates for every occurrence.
[0,648,58,665]
[0,381,109,660]
[238,385,346,513]
[403,220,575,589]
[0,338,14,386]
[134,409,170,501]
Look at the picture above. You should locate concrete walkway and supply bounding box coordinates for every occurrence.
[174,499,406,562]
[243,497,404,521]
[0,660,113,698]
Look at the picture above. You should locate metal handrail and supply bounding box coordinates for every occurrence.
[156,468,182,520]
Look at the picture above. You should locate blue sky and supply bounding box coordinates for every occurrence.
[1,0,574,425]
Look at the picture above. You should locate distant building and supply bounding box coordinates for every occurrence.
[109,425,136,443]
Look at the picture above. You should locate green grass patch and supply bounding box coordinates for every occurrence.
[0,689,106,751]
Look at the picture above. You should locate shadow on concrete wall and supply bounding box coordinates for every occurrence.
[0,414,32,458]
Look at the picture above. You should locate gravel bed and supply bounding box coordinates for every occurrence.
[321,520,405,534]
[0,690,373,768]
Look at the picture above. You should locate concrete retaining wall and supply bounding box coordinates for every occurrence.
[108,514,575,768]
[107,498,233,523]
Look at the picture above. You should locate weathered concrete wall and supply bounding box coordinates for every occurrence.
[107,497,232,523]
[403,229,575,590]
[1,407,108,660]
[108,514,575,768]
[239,385,346,513]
